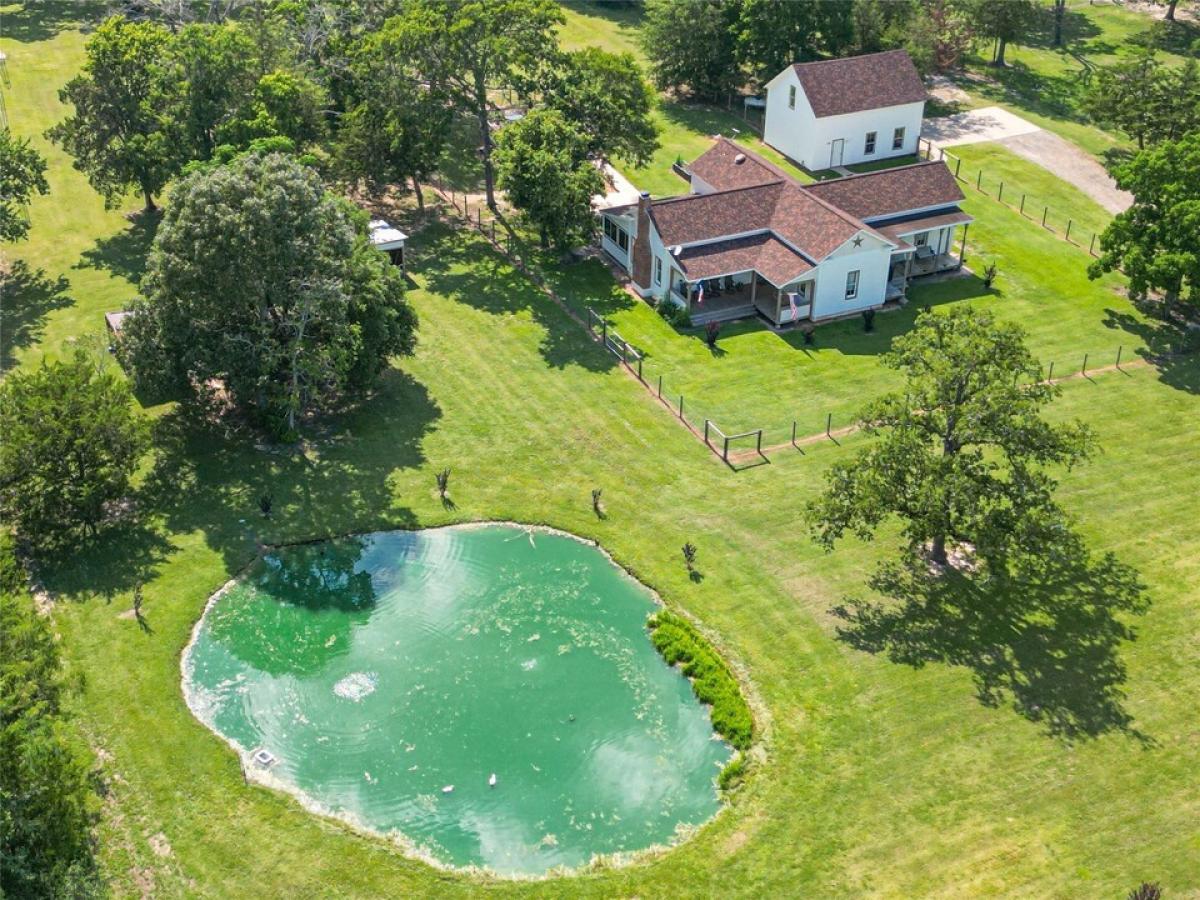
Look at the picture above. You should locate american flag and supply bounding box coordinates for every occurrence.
[695,281,704,305]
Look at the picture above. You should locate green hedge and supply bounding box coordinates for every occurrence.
[647,610,753,751]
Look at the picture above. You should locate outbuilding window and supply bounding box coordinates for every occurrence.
[893,126,906,150]
[865,131,877,154]
[788,85,796,109]
[845,270,860,300]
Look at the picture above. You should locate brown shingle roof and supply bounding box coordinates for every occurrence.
[875,210,973,243]
[676,233,813,286]
[803,161,964,221]
[792,50,926,118]
[649,181,868,262]
[688,139,779,192]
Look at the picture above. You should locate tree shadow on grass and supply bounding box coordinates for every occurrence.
[416,223,620,373]
[1103,306,1200,395]
[76,209,160,287]
[0,261,74,371]
[969,60,1088,124]
[831,531,1151,742]
[0,0,107,43]
[125,367,437,575]
[40,520,176,603]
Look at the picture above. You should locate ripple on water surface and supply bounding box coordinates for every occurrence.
[184,525,731,875]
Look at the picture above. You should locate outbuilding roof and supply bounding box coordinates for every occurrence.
[791,50,926,118]
[369,219,407,251]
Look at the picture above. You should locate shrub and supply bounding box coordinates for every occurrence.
[647,610,753,751]
[0,532,24,595]
[718,755,747,790]
[657,298,688,326]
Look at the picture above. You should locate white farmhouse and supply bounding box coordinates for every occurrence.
[599,138,971,328]
[763,50,926,170]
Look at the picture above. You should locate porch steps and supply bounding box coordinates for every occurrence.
[689,304,757,326]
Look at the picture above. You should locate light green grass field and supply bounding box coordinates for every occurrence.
[5,4,1200,897]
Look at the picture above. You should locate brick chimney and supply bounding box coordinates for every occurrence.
[630,191,654,295]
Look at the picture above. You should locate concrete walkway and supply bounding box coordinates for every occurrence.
[593,162,642,210]
[922,105,1131,214]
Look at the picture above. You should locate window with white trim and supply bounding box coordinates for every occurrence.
[603,217,629,252]
[788,85,796,109]
[893,126,905,150]
[913,231,929,247]
[865,131,877,154]
[845,269,860,300]
[654,257,663,286]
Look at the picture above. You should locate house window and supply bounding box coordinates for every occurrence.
[788,85,796,109]
[893,126,906,150]
[845,269,860,300]
[654,257,663,286]
[913,231,929,247]
[865,131,877,155]
[603,217,629,252]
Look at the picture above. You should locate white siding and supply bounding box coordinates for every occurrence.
[764,64,925,170]
[808,102,924,169]
[809,232,893,320]
[763,69,818,168]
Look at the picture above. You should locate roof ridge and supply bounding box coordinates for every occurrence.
[792,48,908,71]
[805,159,945,187]
[650,179,784,207]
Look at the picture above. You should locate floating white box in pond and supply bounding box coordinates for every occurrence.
[252,748,276,767]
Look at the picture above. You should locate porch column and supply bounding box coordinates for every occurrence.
[775,287,783,324]
[903,253,913,282]
[958,224,969,268]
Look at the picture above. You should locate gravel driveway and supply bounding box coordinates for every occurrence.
[922,105,1132,215]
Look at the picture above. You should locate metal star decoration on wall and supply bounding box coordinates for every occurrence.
[852,235,864,247]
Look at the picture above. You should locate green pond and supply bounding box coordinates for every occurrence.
[183,525,731,875]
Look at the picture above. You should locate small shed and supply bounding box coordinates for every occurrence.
[105,310,132,338]
[369,219,407,270]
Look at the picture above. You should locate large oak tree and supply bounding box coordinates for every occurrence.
[808,307,1093,567]
[121,152,417,439]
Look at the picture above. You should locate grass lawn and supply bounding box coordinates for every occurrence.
[950,1,1198,160]
[947,141,1115,243]
[541,152,1143,439]
[6,5,1200,897]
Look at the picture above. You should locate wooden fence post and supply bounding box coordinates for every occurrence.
[723,435,730,463]
[657,375,663,398]
[954,157,962,179]
[1019,194,1025,216]
[976,170,982,191]
[1066,219,1073,242]
[997,181,1004,202]
[704,419,711,445]
[1047,360,1054,382]
[791,420,797,446]
[826,413,832,437]
[1042,206,1049,228]
[1081,352,1088,376]
[1089,233,1096,255]
[678,395,684,420]
[1116,345,1122,369]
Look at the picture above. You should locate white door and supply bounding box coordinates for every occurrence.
[830,139,845,168]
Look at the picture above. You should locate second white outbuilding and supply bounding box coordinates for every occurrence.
[763,49,927,171]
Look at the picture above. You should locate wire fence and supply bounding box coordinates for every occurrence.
[429,178,1182,471]
[919,137,1110,259]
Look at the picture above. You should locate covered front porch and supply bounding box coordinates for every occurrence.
[882,216,972,301]
[670,270,814,327]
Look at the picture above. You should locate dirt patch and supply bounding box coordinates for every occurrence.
[148,832,173,858]
[927,75,970,105]
[997,130,1132,214]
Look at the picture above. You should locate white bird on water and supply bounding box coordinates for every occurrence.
[442,785,454,794]
[488,773,498,787]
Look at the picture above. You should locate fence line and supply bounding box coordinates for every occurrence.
[428,177,1176,473]
[919,138,1107,261]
